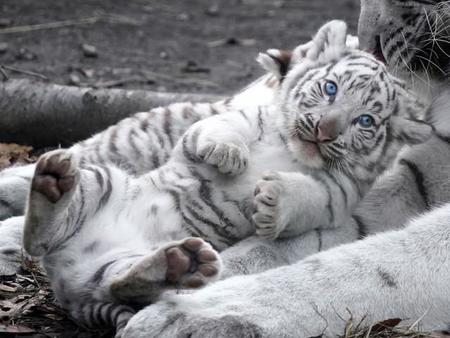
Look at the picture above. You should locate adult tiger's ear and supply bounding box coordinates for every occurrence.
[304,20,348,63]
[390,83,433,144]
[257,49,293,80]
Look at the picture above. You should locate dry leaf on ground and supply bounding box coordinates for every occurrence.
[0,143,37,169]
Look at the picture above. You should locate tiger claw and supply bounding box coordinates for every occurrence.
[198,142,249,176]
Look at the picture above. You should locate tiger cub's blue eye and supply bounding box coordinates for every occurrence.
[324,81,338,96]
[358,114,375,127]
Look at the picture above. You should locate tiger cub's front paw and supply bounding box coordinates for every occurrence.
[252,172,289,240]
[198,142,249,176]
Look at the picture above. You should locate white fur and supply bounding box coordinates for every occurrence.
[0,164,35,219]
[0,5,448,336]
[19,21,431,337]
[123,7,450,338]
[125,203,450,337]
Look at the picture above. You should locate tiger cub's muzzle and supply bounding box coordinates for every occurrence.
[295,114,346,160]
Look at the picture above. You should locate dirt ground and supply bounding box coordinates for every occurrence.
[0,0,360,95]
[0,0,361,337]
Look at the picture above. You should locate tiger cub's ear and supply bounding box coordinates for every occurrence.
[256,21,352,79]
[305,20,348,63]
[257,49,293,80]
[390,83,433,144]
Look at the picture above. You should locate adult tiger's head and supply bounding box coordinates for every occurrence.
[258,20,432,178]
[359,0,450,84]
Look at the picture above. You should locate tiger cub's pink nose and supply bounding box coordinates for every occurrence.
[316,118,339,142]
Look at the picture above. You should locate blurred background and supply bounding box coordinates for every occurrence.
[0,0,360,94]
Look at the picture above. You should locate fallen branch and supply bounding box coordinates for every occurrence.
[0,67,8,81]
[0,79,223,147]
[0,13,140,35]
[1,65,49,81]
[93,76,145,88]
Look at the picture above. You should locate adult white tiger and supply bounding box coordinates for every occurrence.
[120,1,450,337]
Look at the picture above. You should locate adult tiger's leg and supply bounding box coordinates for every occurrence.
[124,203,450,337]
[355,136,450,236]
[0,216,26,275]
[0,164,35,220]
[219,216,359,279]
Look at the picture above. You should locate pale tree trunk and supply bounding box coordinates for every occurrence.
[0,79,223,147]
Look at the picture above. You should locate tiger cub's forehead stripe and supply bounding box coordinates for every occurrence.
[288,53,380,98]
[289,62,336,96]
[340,54,382,71]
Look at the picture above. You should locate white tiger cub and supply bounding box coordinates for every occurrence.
[0,31,358,277]
[22,21,430,336]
